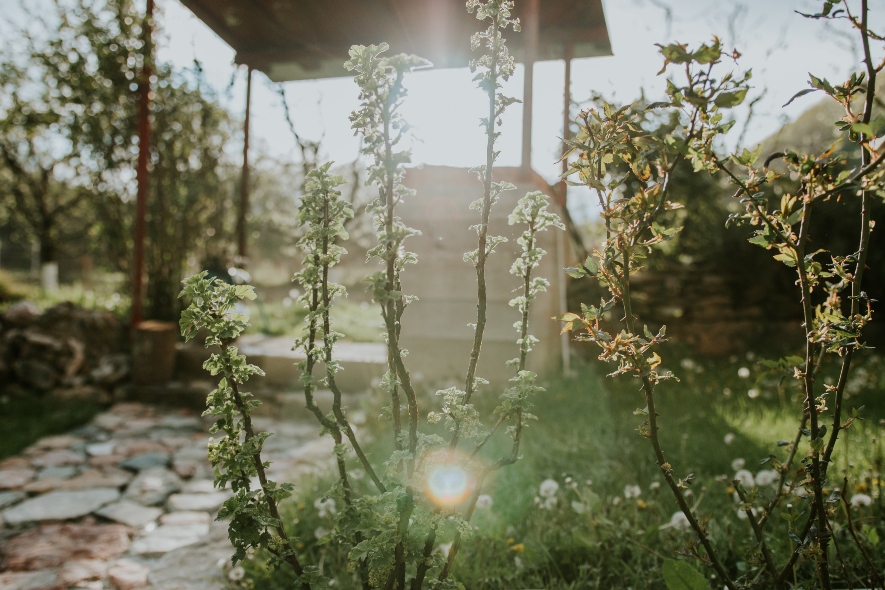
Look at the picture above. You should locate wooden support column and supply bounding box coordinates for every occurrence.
[131,0,153,327]
[559,43,573,205]
[557,43,574,375]
[237,66,253,262]
[521,0,539,175]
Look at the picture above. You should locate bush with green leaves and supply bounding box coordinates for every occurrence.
[180,1,565,588]
[561,1,884,588]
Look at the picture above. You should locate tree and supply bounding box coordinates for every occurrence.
[0,0,238,317]
[0,51,93,291]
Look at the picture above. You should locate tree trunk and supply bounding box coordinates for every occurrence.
[39,223,58,293]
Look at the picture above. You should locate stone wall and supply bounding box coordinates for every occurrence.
[568,267,805,357]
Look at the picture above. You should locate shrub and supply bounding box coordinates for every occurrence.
[561,1,884,588]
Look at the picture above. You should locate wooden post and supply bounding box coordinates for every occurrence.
[237,66,253,262]
[557,43,573,375]
[559,43,573,205]
[521,0,539,175]
[131,0,153,327]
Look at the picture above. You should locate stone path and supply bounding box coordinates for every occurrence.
[0,401,338,590]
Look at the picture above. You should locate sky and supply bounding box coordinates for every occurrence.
[2,0,883,220]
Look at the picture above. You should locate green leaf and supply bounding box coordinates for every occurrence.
[658,43,693,64]
[714,89,747,108]
[233,285,257,300]
[809,74,834,96]
[692,43,722,64]
[782,88,818,107]
[748,232,774,248]
[583,256,599,276]
[851,122,874,136]
[662,559,708,590]
[863,524,880,547]
[565,267,586,279]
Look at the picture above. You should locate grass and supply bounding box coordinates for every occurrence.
[0,270,130,319]
[238,346,885,589]
[0,395,104,460]
[244,296,383,342]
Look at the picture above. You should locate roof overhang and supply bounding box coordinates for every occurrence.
[180,0,611,82]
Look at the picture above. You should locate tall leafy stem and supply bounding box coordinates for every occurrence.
[346,44,428,477]
[721,2,884,587]
[180,2,563,587]
[179,276,311,588]
[561,38,749,590]
[453,0,522,452]
[436,191,562,582]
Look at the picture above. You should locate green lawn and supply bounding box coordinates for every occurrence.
[240,348,885,589]
[244,296,383,342]
[0,395,104,460]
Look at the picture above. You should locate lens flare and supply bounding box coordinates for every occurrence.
[423,453,475,507]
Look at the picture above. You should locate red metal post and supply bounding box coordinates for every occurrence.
[559,43,573,206]
[131,0,154,327]
[237,66,253,262]
[521,0,539,175]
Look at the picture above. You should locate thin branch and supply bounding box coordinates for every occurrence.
[734,482,782,586]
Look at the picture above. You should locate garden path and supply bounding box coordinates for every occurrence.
[0,400,339,590]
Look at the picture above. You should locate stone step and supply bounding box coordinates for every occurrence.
[174,336,387,392]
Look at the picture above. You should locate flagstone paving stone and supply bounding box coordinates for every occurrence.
[0,400,330,589]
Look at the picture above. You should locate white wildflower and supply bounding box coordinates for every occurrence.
[680,358,696,370]
[228,566,245,582]
[624,485,642,499]
[738,367,751,378]
[314,526,329,540]
[514,556,524,570]
[437,542,452,556]
[748,388,760,399]
[792,487,809,498]
[571,500,586,514]
[851,494,872,508]
[543,496,558,510]
[724,433,735,445]
[734,469,755,489]
[731,458,746,471]
[723,387,732,397]
[755,469,778,487]
[668,511,691,532]
[649,481,661,491]
[475,494,493,509]
[314,498,337,518]
[539,478,559,498]
[611,496,621,506]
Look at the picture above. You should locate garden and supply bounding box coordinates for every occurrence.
[1,0,884,589]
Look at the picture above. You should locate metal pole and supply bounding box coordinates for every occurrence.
[131,0,153,327]
[521,0,539,175]
[237,66,253,262]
